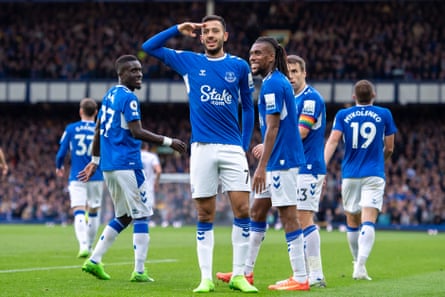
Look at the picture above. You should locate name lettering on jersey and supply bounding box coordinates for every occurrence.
[265,93,276,110]
[344,109,382,124]
[224,71,236,83]
[130,100,139,116]
[302,100,316,115]
[75,125,95,133]
[200,85,233,105]
[199,69,206,76]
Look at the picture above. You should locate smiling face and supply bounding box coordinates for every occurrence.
[249,41,275,77]
[119,60,143,91]
[200,19,228,57]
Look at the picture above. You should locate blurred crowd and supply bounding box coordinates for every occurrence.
[0,103,444,228]
[1,1,444,81]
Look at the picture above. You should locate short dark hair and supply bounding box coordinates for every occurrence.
[202,15,226,31]
[80,97,97,117]
[287,55,306,72]
[115,55,138,74]
[354,80,375,104]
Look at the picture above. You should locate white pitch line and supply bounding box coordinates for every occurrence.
[0,259,177,274]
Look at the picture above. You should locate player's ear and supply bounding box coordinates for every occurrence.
[223,31,229,42]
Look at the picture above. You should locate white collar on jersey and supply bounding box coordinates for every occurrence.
[205,53,227,61]
[294,84,308,97]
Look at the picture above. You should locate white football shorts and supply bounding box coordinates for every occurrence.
[68,180,104,208]
[254,167,299,207]
[190,143,251,198]
[296,174,326,212]
[341,176,385,214]
[103,169,153,219]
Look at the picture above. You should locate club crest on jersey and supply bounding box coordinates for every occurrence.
[225,71,236,83]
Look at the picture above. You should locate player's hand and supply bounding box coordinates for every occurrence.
[77,163,98,183]
[56,167,64,177]
[171,138,187,154]
[251,143,264,159]
[252,166,266,194]
[178,22,203,38]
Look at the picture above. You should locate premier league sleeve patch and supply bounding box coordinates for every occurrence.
[302,100,316,115]
[265,93,276,111]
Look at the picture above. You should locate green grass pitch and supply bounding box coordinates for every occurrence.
[0,224,444,297]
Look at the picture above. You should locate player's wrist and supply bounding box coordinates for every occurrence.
[162,136,173,147]
[91,156,100,165]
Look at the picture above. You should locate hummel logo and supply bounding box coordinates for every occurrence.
[197,231,205,240]
[199,69,206,76]
[273,175,280,189]
[242,226,249,238]
[140,191,147,203]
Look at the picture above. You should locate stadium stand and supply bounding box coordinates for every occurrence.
[0,1,444,80]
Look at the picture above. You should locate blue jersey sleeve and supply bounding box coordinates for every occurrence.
[55,127,71,169]
[384,108,398,136]
[142,25,195,76]
[240,62,254,151]
[122,92,141,123]
[142,25,180,60]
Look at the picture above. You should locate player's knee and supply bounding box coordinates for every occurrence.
[117,215,132,227]
[250,206,268,222]
[196,207,215,222]
[233,202,250,219]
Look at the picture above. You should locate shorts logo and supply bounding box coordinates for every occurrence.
[140,190,147,203]
[272,175,281,189]
[310,183,316,196]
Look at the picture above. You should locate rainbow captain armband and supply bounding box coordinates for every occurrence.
[162,136,173,147]
[91,156,100,165]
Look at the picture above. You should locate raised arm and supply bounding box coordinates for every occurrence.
[142,23,202,57]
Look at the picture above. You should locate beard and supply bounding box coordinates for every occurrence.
[205,42,223,56]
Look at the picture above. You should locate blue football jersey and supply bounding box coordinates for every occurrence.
[332,105,397,178]
[56,120,103,182]
[295,85,327,175]
[258,70,306,171]
[98,85,143,171]
[142,26,255,151]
